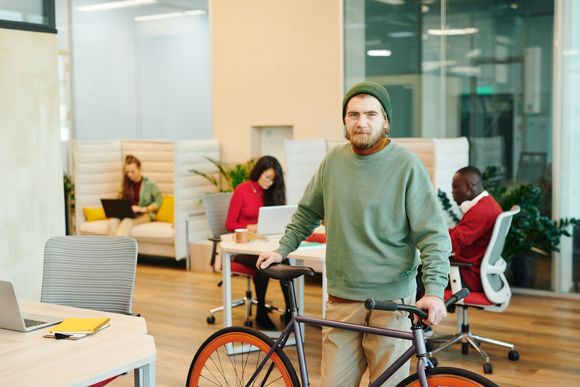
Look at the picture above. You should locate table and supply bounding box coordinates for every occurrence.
[0,301,156,387]
[220,234,327,331]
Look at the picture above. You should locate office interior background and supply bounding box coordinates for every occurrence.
[0,0,578,299]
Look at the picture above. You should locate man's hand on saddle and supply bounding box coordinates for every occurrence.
[256,252,283,270]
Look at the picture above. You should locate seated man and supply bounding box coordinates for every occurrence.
[449,166,502,292]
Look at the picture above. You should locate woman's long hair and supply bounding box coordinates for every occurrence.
[120,155,142,200]
[249,155,286,207]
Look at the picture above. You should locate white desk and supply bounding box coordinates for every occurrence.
[220,234,327,330]
[0,301,156,387]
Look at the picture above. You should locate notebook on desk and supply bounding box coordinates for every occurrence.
[256,205,298,236]
[0,281,62,332]
[101,198,137,219]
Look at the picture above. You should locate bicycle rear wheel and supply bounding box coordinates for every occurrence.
[187,326,299,387]
[397,366,498,387]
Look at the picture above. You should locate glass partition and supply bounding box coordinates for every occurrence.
[0,0,55,32]
[344,0,557,292]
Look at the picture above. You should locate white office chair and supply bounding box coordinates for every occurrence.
[429,205,521,375]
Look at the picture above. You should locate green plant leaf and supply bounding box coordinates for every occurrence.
[191,157,256,192]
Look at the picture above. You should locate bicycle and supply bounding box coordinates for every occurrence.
[187,264,498,386]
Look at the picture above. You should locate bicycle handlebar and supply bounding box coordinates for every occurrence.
[364,288,470,321]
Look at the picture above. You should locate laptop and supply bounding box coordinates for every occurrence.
[0,281,62,332]
[256,205,298,236]
[101,198,137,219]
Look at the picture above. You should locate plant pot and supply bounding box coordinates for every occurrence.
[510,250,540,288]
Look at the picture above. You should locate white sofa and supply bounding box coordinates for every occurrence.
[73,139,219,264]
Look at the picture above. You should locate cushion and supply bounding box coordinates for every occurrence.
[156,195,174,224]
[83,207,107,222]
[444,289,494,306]
[130,222,174,244]
[79,220,109,235]
[306,232,326,243]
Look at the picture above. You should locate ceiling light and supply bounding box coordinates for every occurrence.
[376,0,405,5]
[465,48,482,58]
[185,10,206,16]
[388,31,415,38]
[427,27,479,36]
[134,9,206,22]
[78,0,157,12]
[367,50,392,57]
[449,66,481,75]
[135,12,182,21]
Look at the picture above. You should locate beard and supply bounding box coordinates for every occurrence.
[346,128,385,149]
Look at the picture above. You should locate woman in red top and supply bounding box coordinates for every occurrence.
[225,155,288,330]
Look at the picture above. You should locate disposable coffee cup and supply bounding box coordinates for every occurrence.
[234,228,249,243]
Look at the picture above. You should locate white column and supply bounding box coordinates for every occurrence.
[552,0,580,293]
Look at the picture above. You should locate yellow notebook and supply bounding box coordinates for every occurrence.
[50,317,110,334]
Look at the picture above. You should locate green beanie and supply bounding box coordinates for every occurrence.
[342,81,392,123]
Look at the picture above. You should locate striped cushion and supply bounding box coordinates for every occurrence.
[41,236,138,315]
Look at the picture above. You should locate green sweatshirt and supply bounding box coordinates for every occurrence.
[276,142,451,301]
[138,176,163,221]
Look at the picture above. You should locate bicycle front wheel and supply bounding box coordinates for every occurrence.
[187,326,299,387]
[397,366,498,387]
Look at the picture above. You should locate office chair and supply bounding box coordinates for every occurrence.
[202,192,280,327]
[41,236,138,315]
[428,206,521,375]
[41,235,138,387]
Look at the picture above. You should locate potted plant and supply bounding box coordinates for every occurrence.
[191,157,256,193]
[438,166,579,288]
[190,157,256,269]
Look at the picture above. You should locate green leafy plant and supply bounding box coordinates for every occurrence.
[437,189,460,224]
[191,157,256,192]
[63,174,75,211]
[438,166,579,260]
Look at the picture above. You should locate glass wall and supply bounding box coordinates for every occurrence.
[0,0,55,32]
[345,0,562,292]
[69,0,211,141]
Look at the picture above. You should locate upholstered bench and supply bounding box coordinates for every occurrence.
[72,139,220,265]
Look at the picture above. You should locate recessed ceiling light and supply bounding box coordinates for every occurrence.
[134,9,207,22]
[376,0,405,5]
[367,50,392,57]
[78,0,157,12]
[427,27,479,36]
[388,31,415,38]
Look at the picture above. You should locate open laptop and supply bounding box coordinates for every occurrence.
[0,281,62,332]
[256,205,298,236]
[101,198,137,219]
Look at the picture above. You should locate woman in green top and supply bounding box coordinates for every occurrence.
[109,155,163,236]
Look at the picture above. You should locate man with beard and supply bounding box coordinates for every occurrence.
[257,81,451,386]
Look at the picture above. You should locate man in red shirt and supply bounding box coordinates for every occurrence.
[450,166,503,291]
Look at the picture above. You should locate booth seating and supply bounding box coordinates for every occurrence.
[285,137,469,223]
[72,139,219,266]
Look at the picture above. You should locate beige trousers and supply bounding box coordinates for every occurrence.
[321,294,415,387]
[108,214,151,236]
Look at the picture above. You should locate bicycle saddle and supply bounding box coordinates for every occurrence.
[261,264,315,281]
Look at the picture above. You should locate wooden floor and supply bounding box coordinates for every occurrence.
[110,262,580,387]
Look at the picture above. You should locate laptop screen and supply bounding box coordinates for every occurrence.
[256,205,298,236]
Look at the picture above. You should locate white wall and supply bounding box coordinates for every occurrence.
[71,3,211,140]
[0,28,64,300]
